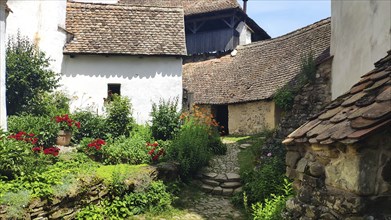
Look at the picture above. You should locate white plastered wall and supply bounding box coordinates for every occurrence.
[6,0,67,73]
[0,1,7,130]
[236,21,252,45]
[61,55,183,124]
[331,0,391,99]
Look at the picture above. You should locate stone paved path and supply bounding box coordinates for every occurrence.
[173,141,246,220]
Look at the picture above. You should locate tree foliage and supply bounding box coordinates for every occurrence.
[6,33,59,115]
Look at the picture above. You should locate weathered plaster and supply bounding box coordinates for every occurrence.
[236,21,252,46]
[0,1,7,130]
[6,0,67,73]
[331,0,391,99]
[61,55,182,124]
[228,100,276,135]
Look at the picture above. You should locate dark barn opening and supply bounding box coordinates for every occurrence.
[214,105,229,135]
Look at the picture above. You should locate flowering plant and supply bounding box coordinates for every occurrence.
[54,114,81,131]
[32,146,60,157]
[8,131,39,146]
[87,138,106,151]
[42,147,60,156]
[8,131,60,156]
[146,141,165,162]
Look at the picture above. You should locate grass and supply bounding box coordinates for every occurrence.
[222,135,251,143]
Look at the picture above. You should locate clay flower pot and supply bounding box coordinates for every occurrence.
[56,130,72,146]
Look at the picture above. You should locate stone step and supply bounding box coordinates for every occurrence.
[220,182,241,189]
[201,179,220,187]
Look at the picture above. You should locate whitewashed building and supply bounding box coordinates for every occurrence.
[6,1,186,124]
[0,0,8,130]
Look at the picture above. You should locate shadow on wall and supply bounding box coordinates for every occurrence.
[60,55,181,79]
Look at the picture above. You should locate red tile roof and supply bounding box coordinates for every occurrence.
[183,18,331,104]
[284,50,391,145]
[64,1,186,56]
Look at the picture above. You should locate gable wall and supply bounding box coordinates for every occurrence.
[61,55,182,124]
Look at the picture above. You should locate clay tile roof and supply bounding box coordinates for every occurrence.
[118,0,240,16]
[284,50,391,146]
[64,1,186,56]
[183,18,331,104]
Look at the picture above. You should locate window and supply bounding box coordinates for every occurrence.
[108,84,121,96]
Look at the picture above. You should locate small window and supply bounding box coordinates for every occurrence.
[108,84,121,96]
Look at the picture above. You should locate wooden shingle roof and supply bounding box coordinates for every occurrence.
[64,1,186,56]
[284,50,391,146]
[118,0,240,16]
[183,18,331,104]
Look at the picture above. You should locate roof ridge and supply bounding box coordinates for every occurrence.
[238,17,331,50]
[68,1,183,11]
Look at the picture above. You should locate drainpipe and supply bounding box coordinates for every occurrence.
[243,0,248,13]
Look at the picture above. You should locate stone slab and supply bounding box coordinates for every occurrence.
[214,174,227,182]
[202,172,218,179]
[239,144,251,149]
[201,179,220,187]
[222,188,233,196]
[200,184,213,193]
[212,186,222,195]
[233,187,242,194]
[225,173,241,182]
[221,182,241,188]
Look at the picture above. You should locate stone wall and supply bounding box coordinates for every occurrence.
[285,131,391,219]
[277,58,332,139]
[0,166,158,220]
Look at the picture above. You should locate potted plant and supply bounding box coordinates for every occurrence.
[54,114,81,146]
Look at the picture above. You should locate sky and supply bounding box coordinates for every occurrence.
[239,0,331,38]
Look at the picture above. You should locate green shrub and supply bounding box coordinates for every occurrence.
[273,87,294,111]
[252,179,293,220]
[26,91,70,117]
[6,33,59,116]
[76,181,173,219]
[8,115,58,148]
[71,111,107,143]
[241,157,286,206]
[150,99,180,141]
[101,136,150,165]
[300,52,316,83]
[130,124,153,143]
[0,137,32,179]
[168,118,211,180]
[105,94,134,138]
[208,128,227,155]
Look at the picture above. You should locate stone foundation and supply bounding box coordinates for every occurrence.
[0,166,159,219]
[285,133,391,219]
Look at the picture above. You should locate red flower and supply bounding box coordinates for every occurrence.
[152,155,159,161]
[148,149,155,155]
[32,147,41,153]
[43,147,60,156]
[75,121,81,129]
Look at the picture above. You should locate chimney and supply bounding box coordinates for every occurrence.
[243,0,248,13]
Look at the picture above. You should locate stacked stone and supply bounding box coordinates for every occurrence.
[199,172,242,196]
[196,142,243,196]
[277,59,332,140]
